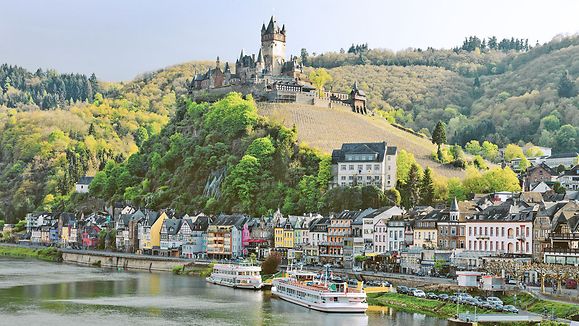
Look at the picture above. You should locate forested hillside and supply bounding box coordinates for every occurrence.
[87,93,397,216]
[1,34,575,222]
[0,64,98,109]
[311,35,579,151]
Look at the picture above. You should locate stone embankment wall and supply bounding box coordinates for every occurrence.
[60,249,209,272]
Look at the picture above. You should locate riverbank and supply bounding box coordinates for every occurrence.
[367,292,494,319]
[502,292,579,321]
[367,293,572,326]
[0,245,61,262]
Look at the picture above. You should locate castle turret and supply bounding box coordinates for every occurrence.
[449,197,460,221]
[261,16,286,75]
[216,56,220,68]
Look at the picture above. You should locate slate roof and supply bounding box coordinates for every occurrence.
[212,214,248,229]
[547,152,578,159]
[77,176,94,185]
[163,219,182,235]
[332,142,393,163]
[561,165,579,176]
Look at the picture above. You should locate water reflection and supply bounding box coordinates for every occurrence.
[0,257,447,326]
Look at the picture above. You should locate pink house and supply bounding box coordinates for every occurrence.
[82,225,101,248]
[241,223,250,255]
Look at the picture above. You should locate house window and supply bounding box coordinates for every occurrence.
[374,164,380,170]
[341,165,346,170]
[357,165,363,170]
[341,176,346,181]
[349,165,354,170]
[366,164,372,170]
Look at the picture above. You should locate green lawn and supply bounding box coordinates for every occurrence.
[0,245,61,262]
[501,292,579,321]
[367,292,494,319]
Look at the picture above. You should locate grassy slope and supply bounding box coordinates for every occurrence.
[258,102,465,179]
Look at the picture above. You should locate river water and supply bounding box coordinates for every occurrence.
[0,257,448,326]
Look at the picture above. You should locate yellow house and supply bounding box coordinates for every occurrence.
[274,226,284,248]
[274,217,296,249]
[143,211,167,254]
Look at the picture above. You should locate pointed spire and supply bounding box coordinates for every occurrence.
[216,56,220,68]
[261,23,266,34]
[450,197,459,211]
[266,16,275,33]
[353,80,359,90]
[281,24,286,34]
[257,49,263,62]
[224,62,230,72]
[239,49,244,60]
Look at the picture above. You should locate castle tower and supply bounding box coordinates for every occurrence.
[261,16,286,75]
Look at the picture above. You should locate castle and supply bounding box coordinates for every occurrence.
[190,16,367,114]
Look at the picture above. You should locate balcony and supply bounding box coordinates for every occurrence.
[544,247,579,254]
[549,233,579,240]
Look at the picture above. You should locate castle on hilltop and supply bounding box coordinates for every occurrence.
[190,16,367,114]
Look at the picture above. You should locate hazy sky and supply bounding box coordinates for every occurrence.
[1,0,578,81]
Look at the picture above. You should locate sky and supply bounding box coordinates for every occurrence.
[1,0,578,81]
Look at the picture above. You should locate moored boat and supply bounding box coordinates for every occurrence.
[206,263,263,289]
[271,265,368,313]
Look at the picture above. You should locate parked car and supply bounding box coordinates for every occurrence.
[408,288,418,295]
[396,286,409,294]
[412,289,426,298]
[426,292,438,299]
[503,305,519,313]
[492,303,504,311]
[486,297,503,306]
[565,279,577,289]
[449,295,458,303]
[479,301,493,309]
[438,294,449,301]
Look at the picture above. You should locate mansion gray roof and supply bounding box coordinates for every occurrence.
[332,142,396,164]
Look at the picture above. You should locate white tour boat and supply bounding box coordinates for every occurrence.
[271,265,368,313]
[206,263,264,289]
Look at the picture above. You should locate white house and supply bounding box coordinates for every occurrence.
[181,215,209,259]
[363,206,404,252]
[558,165,579,190]
[75,176,94,193]
[386,218,406,252]
[330,142,398,191]
[465,205,534,256]
[373,219,388,253]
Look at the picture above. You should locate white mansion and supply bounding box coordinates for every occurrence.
[330,142,398,191]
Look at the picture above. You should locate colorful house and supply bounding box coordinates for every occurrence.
[82,225,101,248]
[142,211,168,255]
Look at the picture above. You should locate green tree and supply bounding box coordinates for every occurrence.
[541,114,561,132]
[300,48,309,65]
[555,125,578,152]
[420,167,435,205]
[309,68,333,96]
[316,155,332,192]
[432,121,447,161]
[400,163,422,208]
[558,71,576,98]
[223,155,261,213]
[503,144,525,162]
[134,127,149,147]
[481,141,499,161]
[384,188,401,206]
[465,140,482,155]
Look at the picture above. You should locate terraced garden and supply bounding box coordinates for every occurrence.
[258,103,466,179]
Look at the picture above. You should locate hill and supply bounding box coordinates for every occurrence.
[313,35,579,151]
[258,102,465,179]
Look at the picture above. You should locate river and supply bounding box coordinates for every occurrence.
[0,257,448,326]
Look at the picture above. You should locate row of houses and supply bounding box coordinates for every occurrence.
[20,191,579,271]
